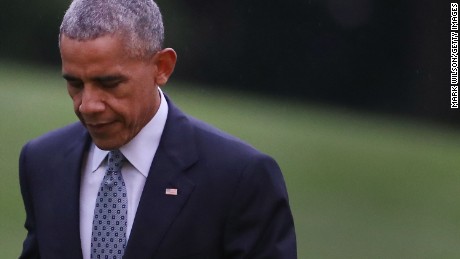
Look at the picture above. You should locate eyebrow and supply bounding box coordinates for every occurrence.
[62,74,80,81]
[94,75,125,83]
[62,74,126,82]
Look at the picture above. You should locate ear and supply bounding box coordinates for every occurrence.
[153,48,177,86]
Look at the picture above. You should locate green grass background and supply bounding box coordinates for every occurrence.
[2,61,460,258]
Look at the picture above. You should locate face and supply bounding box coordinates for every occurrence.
[60,34,160,150]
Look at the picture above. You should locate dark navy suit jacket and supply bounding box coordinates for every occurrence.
[19,96,297,258]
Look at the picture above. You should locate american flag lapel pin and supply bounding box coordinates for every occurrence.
[165,188,178,196]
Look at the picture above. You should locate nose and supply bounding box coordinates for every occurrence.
[78,86,106,114]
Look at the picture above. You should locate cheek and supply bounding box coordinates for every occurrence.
[67,92,84,118]
[124,89,157,123]
[67,86,80,101]
[69,93,82,111]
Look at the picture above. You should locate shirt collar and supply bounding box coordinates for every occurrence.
[90,88,169,178]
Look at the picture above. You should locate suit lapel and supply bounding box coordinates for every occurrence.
[50,124,90,258]
[124,97,198,259]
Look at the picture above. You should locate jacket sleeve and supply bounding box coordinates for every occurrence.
[223,154,297,258]
[18,143,40,259]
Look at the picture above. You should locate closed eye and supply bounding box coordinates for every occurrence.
[95,76,126,89]
[63,75,84,89]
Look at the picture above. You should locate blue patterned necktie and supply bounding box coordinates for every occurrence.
[91,150,128,259]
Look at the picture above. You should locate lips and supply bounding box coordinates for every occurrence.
[85,121,115,133]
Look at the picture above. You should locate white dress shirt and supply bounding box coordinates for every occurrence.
[79,89,168,259]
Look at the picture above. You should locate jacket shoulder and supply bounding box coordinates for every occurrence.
[24,122,88,153]
[184,116,279,175]
[188,116,263,157]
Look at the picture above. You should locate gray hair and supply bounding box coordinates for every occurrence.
[60,0,164,58]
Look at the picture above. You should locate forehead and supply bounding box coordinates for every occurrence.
[59,34,147,79]
[60,34,129,62]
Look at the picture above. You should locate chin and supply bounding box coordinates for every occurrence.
[92,139,124,151]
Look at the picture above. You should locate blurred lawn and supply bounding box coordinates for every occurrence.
[2,61,460,258]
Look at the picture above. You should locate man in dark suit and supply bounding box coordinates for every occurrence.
[19,0,296,258]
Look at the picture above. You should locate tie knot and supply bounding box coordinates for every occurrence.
[107,150,124,172]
